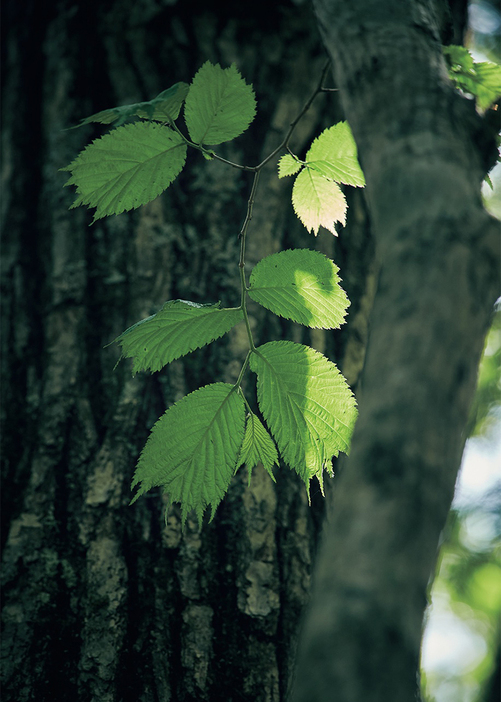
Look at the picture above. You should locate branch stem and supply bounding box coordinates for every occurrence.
[230,61,332,386]
[238,170,260,351]
[255,59,331,170]
[234,351,252,389]
[182,60,333,393]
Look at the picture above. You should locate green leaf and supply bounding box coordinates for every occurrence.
[131,383,245,524]
[71,106,135,128]
[278,154,302,178]
[292,168,347,235]
[70,82,189,128]
[443,46,501,110]
[184,61,256,145]
[250,341,357,485]
[113,300,244,374]
[61,122,187,222]
[135,83,190,122]
[236,411,279,484]
[248,249,349,329]
[473,62,501,111]
[443,45,475,73]
[305,122,365,187]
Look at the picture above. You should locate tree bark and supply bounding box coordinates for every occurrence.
[291,1,500,701]
[1,2,374,701]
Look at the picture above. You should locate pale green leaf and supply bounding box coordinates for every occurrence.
[131,383,245,524]
[305,122,365,187]
[113,300,244,374]
[236,411,279,484]
[292,168,347,235]
[184,61,256,145]
[278,154,302,178]
[250,341,357,484]
[70,82,189,128]
[61,122,187,222]
[248,249,349,329]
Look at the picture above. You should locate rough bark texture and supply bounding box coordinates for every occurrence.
[291,2,500,702]
[1,2,375,701]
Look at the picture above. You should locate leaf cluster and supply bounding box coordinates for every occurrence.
[278,122,365,236]
[61,62,256,223]
[115,248,357,523]
[62,61,364,525]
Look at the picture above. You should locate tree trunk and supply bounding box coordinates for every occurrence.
[291,2,500,701]
[1,2,374,701]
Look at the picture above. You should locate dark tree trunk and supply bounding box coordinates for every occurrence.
[1,2,374,701]
[291,2,500,702]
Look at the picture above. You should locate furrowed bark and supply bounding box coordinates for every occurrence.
[291,2,500,701]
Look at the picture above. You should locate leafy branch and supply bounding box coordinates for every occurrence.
[62,59,363,524]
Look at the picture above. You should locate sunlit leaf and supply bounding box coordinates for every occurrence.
[305,122,365,187]
[248,249,349,329]
[292,168,347,235]
[473,62,501,111]
[250,341,357,483]
[278,154,302,178]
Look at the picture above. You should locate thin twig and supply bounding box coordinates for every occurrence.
[255,59,331,170]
